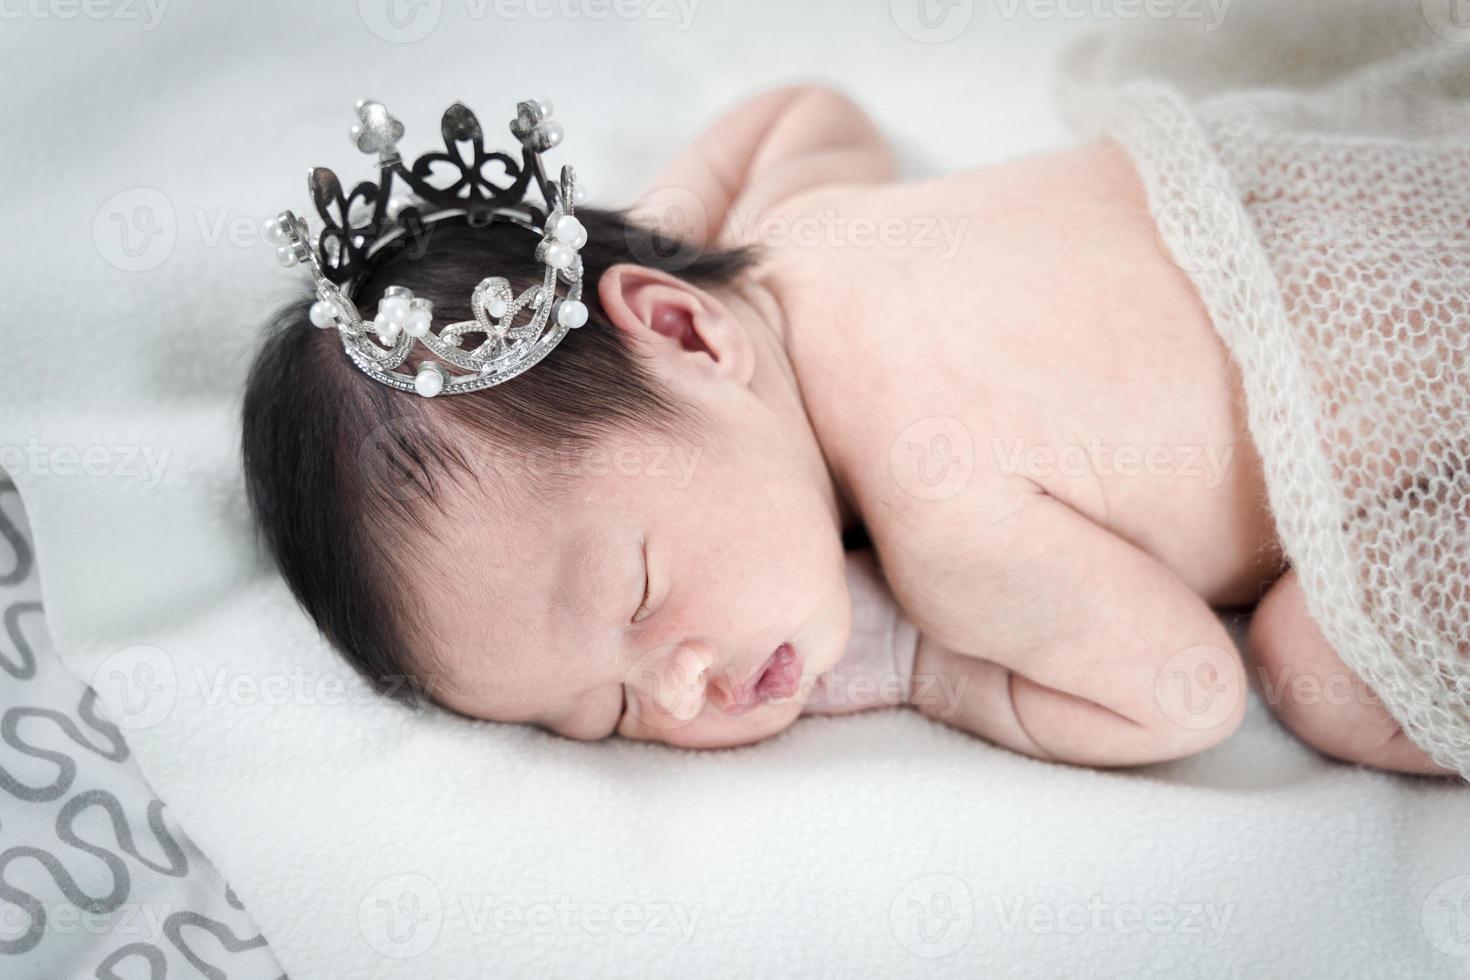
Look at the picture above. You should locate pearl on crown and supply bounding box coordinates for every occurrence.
[309,299,338,329]
[414,362,447,398]
[371,287,433,345]
[557,299,588,329]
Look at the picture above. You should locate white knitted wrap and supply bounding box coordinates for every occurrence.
[1056,7,1470,776]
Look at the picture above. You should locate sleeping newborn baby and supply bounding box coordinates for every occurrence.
[244,81,1464,775]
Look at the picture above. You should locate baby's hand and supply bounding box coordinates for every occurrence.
[803,549,917,716]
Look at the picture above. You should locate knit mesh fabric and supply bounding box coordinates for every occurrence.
[1058,29,1470,775]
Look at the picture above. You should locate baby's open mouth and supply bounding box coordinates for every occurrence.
[723,643,802,715]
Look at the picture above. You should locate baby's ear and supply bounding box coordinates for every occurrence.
[596,263,754,385]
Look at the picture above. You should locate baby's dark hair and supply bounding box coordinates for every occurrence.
[241,208,756,708]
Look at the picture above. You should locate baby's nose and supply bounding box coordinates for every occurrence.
[629,643,714,724]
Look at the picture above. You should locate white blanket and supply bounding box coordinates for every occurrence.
[2,2,1468,976]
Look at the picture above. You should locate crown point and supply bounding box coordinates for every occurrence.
[532,95,554,118]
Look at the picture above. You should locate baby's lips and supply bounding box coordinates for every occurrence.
[717,643,803,715]
[756,643,802,700]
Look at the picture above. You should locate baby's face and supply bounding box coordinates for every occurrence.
[410,423,852,748]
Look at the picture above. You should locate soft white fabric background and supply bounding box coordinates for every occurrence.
[2,2,1469,977]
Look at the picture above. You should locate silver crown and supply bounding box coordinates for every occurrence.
[264,97,590,398]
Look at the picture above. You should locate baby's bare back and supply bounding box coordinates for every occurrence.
[769,140,1279,601]
[762,140,1280,763]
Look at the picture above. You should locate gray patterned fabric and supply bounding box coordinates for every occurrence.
[0,480,286,980]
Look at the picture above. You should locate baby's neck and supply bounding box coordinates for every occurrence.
[725,280,863,537]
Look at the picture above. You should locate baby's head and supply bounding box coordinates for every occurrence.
[242,210,853,747]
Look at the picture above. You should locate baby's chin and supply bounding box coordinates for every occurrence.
[643,697,807,750]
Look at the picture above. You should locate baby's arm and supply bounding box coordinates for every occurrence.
[636,85,896,248]
[897,492,1249,767]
